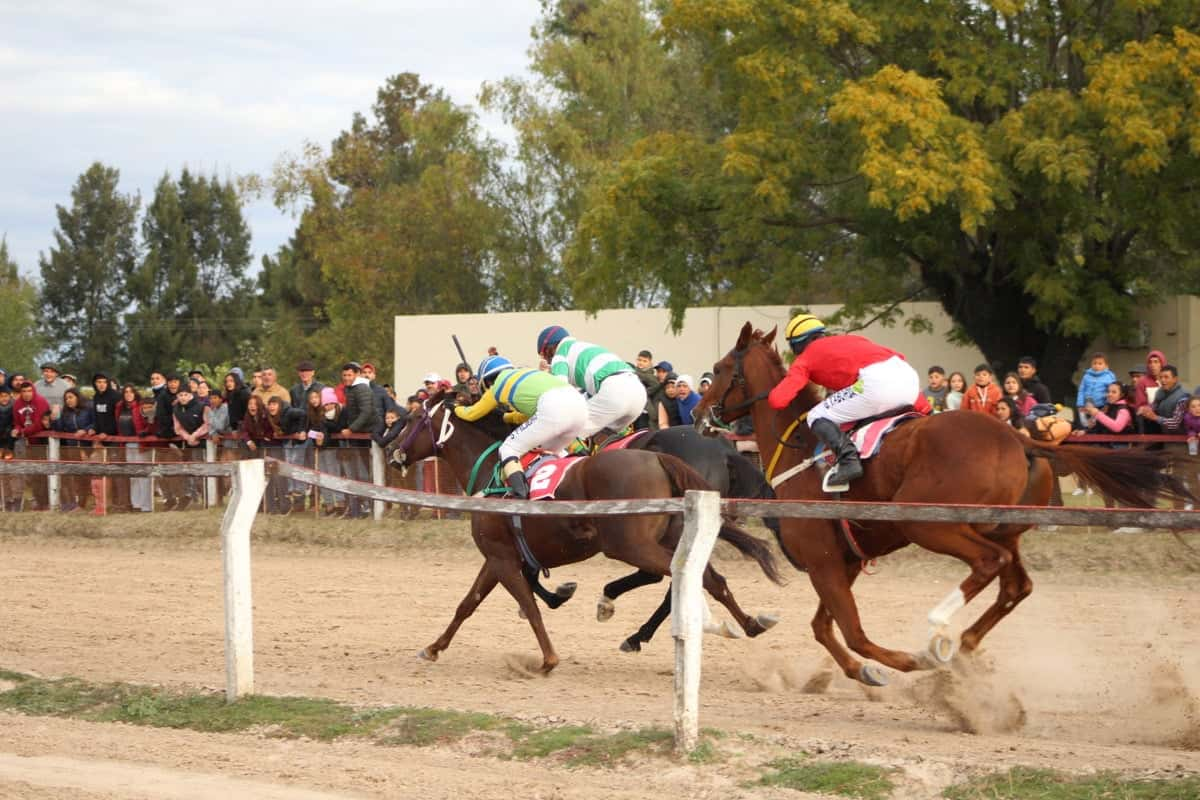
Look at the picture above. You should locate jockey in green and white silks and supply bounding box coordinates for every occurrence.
[536,325,647,441]
[453,355,586,498]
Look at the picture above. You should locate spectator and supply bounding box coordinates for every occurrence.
[466,376,481,402]
[240,395,272,455]
[451,363,472,396]
[171,386,210,511]
[964,365,1001,415]
[89,373,121,438]
[994,397,1029,436]
[654,361,673,385]
[1079,382,1134,437]
[0,385,16,511]
[13,382,50,510]
[148,371,166,399]
[266,395,306,514]
[656,374,682,429]
[290,360,324,409]
[61,374,77,391]
[373,408,405,450]
[253,367,291,409]
[0,368,10,397]
[1137,364,1189,432]
[1184,396,1200,453]
[633,350,660,431]
[1133,350,1167,410]
[153,375,186,511]
[206,390,234,503]
[422,372,442,395]
[361,362,399,433]
[116,384,151,512]
[340,362,379,519]
[1016,357,1052,404]
[924,366,949,413]
[1001,372,1035,417]
[675,374,700,425]
[945,371,967,410]
[222,371,251,435]
[1075,352,1116,428]
[699,372,714,395]
[52,388,94,512]
[154,375,181,439]
[34,363,67,420]
[8,374,26,399]
[315,387,347,516]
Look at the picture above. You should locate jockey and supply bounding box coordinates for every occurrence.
[536,325,647,447]
[769,314,921,492]
[453,355,587,499]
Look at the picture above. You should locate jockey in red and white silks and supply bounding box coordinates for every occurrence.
[768,314,921,491]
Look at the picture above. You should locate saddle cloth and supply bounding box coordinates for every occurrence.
[601,429,650,451]
[520,453,584,501]
[847,411,923,460]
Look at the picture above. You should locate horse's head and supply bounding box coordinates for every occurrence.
[388,389,454,473]
[694,321,787,435]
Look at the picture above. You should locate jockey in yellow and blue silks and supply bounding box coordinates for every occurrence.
[453,355,586,499]
[536,325,646,444]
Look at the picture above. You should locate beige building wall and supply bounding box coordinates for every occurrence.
[392,302,988,393]
[394,297,1199,396]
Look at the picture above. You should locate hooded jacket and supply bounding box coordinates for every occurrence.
[90,374,121,436]
[13,387,50,439]
[1134,350,1167,409]
[155,384,180,439]
[223,372,251,432]
[1076,365,1117,409]
[0,396,14,450]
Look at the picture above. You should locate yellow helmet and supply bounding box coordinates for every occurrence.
[785,313,826,342]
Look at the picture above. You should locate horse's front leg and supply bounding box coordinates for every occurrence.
[419,562,498,663]
[495,556,559,672]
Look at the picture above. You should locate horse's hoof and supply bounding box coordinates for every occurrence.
[929,632,956,664]
[703,619,744,639]
[555,581,578,600]
[859,664,889,687]
[596,595,615,622]
[518,607,527,620]
[756,613,780,630]
[417,648,438,662]
[619,637,642,653]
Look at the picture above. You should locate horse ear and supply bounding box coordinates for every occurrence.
[736,322,753,349]
[762,326,777,346]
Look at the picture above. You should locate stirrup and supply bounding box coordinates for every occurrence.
[822,470,850,494]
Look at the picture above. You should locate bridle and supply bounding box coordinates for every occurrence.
[392,400,455,469]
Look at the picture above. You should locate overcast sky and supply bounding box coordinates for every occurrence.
[1,1,542,277]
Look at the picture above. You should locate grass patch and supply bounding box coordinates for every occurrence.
[0,671,686,768]
[943,767,1200,800]
[756,756,894,800]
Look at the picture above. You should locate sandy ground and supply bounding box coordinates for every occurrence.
[0,513,1198,798]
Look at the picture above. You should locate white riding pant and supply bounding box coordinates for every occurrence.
[499,385,589,462]
[579,371,647,438]
[807,357,921,426]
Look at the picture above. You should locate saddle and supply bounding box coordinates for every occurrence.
[519,451,584,501]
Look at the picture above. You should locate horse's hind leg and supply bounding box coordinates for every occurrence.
[598,569,663,622]
[420,562,498,663]
[701,564,777,638]
[621,589,672,653]
[959,531,1032,653]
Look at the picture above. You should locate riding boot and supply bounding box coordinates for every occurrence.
[810,418,863,491]
[501,457,530,499]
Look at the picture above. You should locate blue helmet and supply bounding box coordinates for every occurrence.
[536,325,569,355]
[477,355,512,388]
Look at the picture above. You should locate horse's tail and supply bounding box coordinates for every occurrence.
[1023,440,1196,508]
[654,452,784,586]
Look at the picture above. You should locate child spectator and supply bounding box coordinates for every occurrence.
[675,375,700,425]
[13,382,50,510]
[1001,372,1035,417]
[656,374,682,429]
[0,386,17,511]
[965,365,1001,415]
[1081,382,1134,436]
[1075,352,1116,428]
[925,366,949,413]
[1184,396,1200,455]
[945,371,967,410]
[994,397,1029,436]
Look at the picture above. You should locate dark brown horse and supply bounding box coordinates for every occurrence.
[389,391,782,672]
[694,323,1193,686]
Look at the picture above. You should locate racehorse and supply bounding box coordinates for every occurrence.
[595,425,781,652]
[388,391,783,672]
[694,323,1193,686]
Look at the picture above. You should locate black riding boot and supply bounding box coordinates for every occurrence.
[810,418,863,490]
[505,469,530,499]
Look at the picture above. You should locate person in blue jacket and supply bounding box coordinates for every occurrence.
[1075,352,1117,429]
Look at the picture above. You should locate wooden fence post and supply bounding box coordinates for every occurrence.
[671,489,721,754]
[221,458,265,702]
[370,441,385,521]
[205,438,218,509]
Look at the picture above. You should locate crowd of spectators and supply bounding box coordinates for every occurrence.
[0,344,1195,516]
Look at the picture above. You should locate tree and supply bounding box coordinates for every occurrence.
[562,0,1200,398]
[273,73,508,379]
[125,170,255,375]
[0,237,46,372]
[38,163,139,379]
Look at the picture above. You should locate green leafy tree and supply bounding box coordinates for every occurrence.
[562,0,1200,397]
[0,237,46,373]
[38,163,139,379]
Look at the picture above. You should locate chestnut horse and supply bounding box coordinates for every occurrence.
[694,323,1192,686]
[389,391,782,672]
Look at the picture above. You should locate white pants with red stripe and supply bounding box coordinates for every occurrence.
[579,371,646,438]
[807,357,920,426]
[500,385,588,462]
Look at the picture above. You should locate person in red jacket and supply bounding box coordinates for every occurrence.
[768,314,920,492]
[964,364,1002,415]
[12,381,51,509]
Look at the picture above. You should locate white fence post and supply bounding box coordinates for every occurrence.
[370,441,386,521]
[221,458,265,702]
[671,489,721,754]
[205,438,218,509]
[47,437,61,511]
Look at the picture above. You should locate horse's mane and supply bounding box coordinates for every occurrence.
[460,409,518,440]
[749,327,822,414]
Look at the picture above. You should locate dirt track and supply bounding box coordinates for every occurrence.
[0,513,1198,798]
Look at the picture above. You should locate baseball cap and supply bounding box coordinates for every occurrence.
[423,372,442,383]
[654,361,673,372]
[361,362,376,372]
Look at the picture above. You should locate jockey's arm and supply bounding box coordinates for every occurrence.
[454,391,500,422]
[768,358,811,410]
